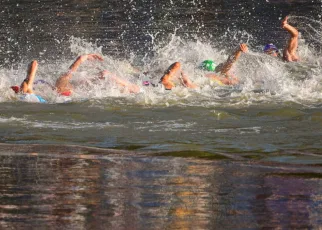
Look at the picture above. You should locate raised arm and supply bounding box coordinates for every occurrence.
[66,54,103,78]
[218,44,248,75]
[55,54,103,94]
[282,16,299,62]
[11,60,39,94]
[20,60,38,94]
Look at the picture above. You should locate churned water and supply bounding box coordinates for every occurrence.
[1,0,322,228]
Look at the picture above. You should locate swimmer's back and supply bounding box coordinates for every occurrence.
[19,94,47,103]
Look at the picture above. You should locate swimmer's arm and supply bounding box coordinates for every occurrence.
[281,16,299,61]
[181,71,198,89]
[160,62,182,90]
[55,54,103,92]
[21,60,38,94]
[69,54,103,73]
[205,73,238,85]
[61,54,104,79]
[219,44,248,75]
[100,70,140,93]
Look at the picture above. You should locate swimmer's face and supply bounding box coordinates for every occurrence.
[265,49,279,57]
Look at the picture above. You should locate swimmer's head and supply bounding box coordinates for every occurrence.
[142,80,158,87]
[264,43,279,57]
[143,81,150,86]
[11,86,20,94]
[200,60,217,72]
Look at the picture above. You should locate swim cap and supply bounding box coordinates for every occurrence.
[263,44,278,52]
[60,91,72,96]
[11,86,20,94]
[200,60,217,72]
[142,81,150,86]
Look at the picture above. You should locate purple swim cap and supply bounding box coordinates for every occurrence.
[264,44,278,52]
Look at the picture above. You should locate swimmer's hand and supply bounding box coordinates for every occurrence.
[163,81,175,90]
[66,54,104,75]
[281,15,289,28]
[81,54,104,62]
[239,44,248,53]
[219,43,248,75]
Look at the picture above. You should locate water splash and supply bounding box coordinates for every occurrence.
[1,25,322,107]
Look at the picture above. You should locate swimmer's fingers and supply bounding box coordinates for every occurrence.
[240,44,248,53]
[281,16,289,27]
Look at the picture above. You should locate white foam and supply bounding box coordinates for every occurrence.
[0,115,123,129]
[1,30,322,107]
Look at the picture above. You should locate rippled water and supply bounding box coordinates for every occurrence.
[1,100,322,153]
[1,145,322,229]
[1,0,322,228]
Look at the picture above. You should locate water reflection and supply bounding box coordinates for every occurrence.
[0,151,322,229]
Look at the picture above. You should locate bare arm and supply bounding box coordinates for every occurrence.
[180,71,198,89]
[21,60,38,94]
[64,54,103,79]
[55,54,103,93]
[282,16,299,61]
[219,44,248,75]
[205,73,239,85]
[160,62,182,90]
[100,70,140,93]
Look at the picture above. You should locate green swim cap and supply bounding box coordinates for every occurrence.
[200,60,216,71]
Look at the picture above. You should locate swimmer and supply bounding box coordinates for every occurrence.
[11,60,47,103]
[11,54,104,101]
[56,55,147,94]
[264,16,299,62]
[160,43,248,90]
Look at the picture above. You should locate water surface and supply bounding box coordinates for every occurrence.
[1,0,322,228]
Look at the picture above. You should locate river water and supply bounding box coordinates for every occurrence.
[1,0,322,229]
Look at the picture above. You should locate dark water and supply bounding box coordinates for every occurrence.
[1,0,321,63]
[1,101,322,153]
[1,145,322,229]
[1,0,322,228]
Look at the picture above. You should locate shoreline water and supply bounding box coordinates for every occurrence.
[1,143,322,229]
[1,143,322,166]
